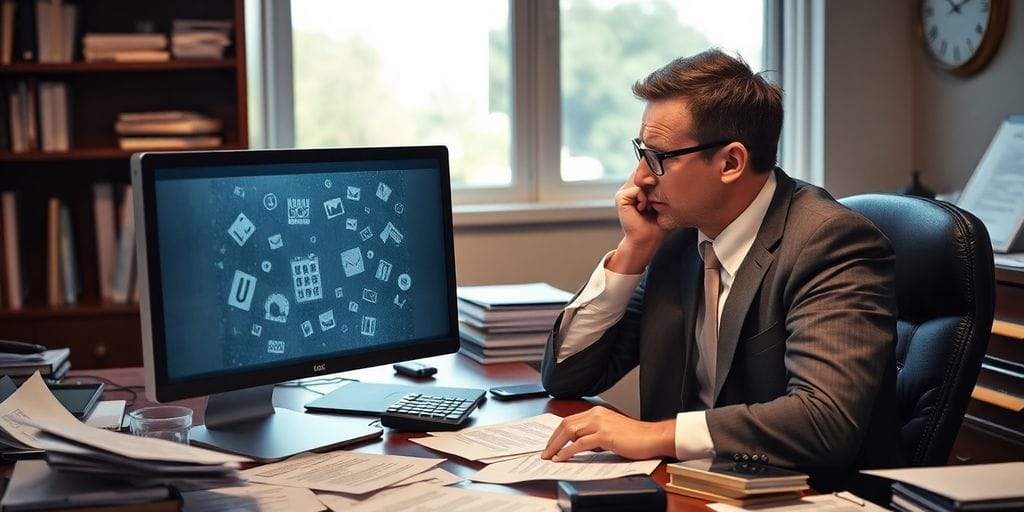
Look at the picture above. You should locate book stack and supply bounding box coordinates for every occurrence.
[665,458,809,507]
[171,19,232,59]
[82,32,169,63]
[456,282,573,364]
[115,111,223,151]
[864,462,1024,512]
[0,348,70,384]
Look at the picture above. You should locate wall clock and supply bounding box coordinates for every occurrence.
[918,0,1009,76]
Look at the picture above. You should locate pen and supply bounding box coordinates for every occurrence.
[834,491,865,507]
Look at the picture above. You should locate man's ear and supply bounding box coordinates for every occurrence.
[719,142,748,185]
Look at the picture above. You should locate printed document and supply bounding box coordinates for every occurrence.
[411,413,563,461]
[0,372,82,449]
[181,483,322,512]
[319,482,559,512]
[470,451,660,484]
[242,451,444,494]
[315,468,464,509]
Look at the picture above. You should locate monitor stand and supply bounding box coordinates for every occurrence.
[190,384,382,463]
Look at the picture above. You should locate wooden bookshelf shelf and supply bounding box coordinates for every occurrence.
[0,0,247,369]
[992,319,1024,340]
[0,145,247,164]
[0,59,238,74]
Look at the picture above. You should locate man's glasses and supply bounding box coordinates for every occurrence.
[632,137,730,176]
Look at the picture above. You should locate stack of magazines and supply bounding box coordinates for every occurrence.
[457,282,572,364]
[863,462,1024,511]
[0,347,70,385]
[665,458,808,507]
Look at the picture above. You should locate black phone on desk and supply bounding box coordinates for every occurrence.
[489,383,549,400]
[48,383,104,418]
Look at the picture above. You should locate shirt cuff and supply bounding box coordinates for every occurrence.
[569,251,643,312]
[675,411,715,460]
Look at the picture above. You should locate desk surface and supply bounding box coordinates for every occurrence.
[73,353,711,511]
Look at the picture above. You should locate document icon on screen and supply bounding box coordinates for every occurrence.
[268,233,284,250]
[228,212,255,246]
[323,197,344,219]
[228,270,256,311]
[340,247,365,277]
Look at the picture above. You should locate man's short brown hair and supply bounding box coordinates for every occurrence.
[632,49,782,172]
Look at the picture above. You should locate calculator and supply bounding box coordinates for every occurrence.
[380,392,483,431]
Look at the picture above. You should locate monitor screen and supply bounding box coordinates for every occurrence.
[133,146,457,404]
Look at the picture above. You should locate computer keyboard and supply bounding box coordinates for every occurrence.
[380,392,483,431]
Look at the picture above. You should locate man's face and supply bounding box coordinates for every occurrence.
[634,98,724,232]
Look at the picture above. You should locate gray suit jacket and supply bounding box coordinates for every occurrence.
[542,169,903,487]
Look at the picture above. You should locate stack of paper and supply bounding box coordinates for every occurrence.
[171,19,232,59]
[665,458,809,507]
[0,373,248,489]
[0,348,70,385]
[457,283,573,364]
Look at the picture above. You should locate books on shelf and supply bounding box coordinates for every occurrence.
[0,0,77,64]
[1,190,24,310]
[117,135,223,151]
[456,282,571,364]
[44,198,79,307]
[115,111,223,135]
[171,18,232,60]
[664,458,808,507]
[6,80,71,153]
[110,185,135,304]
[82,32,169,63]
[93,182,117,302]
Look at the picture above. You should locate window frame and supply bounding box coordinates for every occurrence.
[252,0,784,209]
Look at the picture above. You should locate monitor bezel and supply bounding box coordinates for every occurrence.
[131,146,458,403]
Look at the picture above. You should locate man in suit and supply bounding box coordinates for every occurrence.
[540,49,903,487]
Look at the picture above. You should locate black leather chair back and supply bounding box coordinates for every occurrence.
[840,193,995,466]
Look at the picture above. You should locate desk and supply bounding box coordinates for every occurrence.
[72,353,711,511]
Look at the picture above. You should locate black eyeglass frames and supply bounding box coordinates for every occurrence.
[631,137,731,176]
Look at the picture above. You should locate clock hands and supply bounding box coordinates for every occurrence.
[944,0,962,14]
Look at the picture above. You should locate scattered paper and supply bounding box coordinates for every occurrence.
[411,413,563,461]
[707,492,886,511]
[0,373,86,449]
[242,451,444,495]
[22,416,249,465]
[470,451,660,484]
[315,468,464,509]
[84,400,126,430]
[320,482,559,512]
[181,483,323,512]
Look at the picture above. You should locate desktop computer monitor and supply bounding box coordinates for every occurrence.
[131,146,457,461]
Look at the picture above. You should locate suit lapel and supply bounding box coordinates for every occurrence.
[713,169,795,404]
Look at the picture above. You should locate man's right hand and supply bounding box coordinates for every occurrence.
[608,173,666,274]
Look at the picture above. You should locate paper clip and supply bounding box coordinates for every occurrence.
[834,491,865,506]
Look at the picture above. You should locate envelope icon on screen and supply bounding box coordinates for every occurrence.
[268,233,284,250]
[340,247,365,277]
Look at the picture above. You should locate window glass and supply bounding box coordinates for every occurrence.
[559,0,764,182]
[291,0,512,187]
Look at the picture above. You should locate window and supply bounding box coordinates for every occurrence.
[265,1,773,205]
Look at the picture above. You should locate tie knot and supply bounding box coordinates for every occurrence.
[701,241,719,271]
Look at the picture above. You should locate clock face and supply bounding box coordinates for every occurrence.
[920,0,992,69]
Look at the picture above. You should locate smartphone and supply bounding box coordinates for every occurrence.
[489,383,549,400]
[48,383,104,419]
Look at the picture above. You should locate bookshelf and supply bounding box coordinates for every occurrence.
[0,0,248,369]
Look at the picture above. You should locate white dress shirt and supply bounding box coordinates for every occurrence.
[554,171,777,460]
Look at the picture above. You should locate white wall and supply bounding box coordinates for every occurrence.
[912,4,1024,194]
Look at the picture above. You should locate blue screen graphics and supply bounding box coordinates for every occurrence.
[152,160,450,382]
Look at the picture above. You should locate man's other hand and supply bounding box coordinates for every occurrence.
[540,405,675,462]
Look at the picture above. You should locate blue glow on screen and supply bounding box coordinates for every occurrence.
[152,160,450,382]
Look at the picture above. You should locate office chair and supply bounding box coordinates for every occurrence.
[840,193,995,466]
